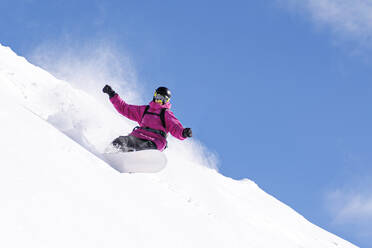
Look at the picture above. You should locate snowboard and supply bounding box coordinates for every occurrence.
[103,148,167,173]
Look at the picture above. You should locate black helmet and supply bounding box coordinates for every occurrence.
[153,86,171,104]
[155,87,171,98]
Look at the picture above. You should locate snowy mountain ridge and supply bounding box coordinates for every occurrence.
[0,44,357,248]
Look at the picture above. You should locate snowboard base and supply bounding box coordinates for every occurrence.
[103,148,167,173]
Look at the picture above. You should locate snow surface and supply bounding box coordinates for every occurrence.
[0,44,357,248]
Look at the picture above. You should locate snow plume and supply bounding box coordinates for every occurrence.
[279,0,372,49]
[166,138,219,170]
[11,41,219,171]
[29,40,141,103]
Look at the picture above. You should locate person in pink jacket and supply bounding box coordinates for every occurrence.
[103,85,192,152]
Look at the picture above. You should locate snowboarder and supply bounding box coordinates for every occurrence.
[103,85,192,152]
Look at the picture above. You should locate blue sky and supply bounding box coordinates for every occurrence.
[2,0,372,246]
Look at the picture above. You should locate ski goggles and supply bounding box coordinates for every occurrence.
[154,92,170,104]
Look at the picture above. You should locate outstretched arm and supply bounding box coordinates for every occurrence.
[165,111,192,140]
[103,85,142,123]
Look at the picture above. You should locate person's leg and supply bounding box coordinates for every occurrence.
[112,135,157,152]
[132,136,157,151]
[112,136,135,152]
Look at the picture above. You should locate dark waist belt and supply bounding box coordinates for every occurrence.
[134,126,167,138]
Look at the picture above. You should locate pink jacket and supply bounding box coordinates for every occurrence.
[110,94,186,151]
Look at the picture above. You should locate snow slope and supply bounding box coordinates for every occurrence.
[0,44,357,248]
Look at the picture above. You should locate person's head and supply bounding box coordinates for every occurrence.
[153,86,171,105]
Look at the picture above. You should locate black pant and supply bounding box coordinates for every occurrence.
[112,135,157,152]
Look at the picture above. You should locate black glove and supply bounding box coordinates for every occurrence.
[182,128,192,138]
[103,85,117,98]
